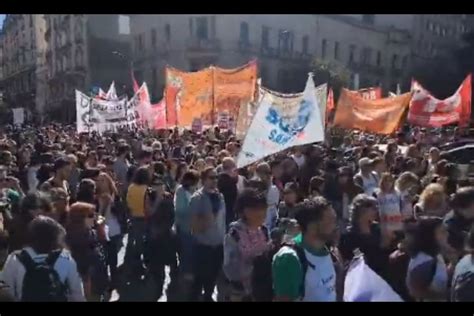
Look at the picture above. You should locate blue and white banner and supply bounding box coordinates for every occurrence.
[236,74,325,168]
[344,255,403,302]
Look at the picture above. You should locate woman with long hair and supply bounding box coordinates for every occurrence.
[339,194,390,279]
[65,202,108,301]
[406,216,448,301]
[395,171,420,219]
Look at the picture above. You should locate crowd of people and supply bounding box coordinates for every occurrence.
[0,123,474,302]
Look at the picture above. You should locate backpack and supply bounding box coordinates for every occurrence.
[251,240,316,301]
[16,249,67,302]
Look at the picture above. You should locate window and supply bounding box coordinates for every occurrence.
[29,15,33,28]
[151,29,157,47]
[279,30,291,52]
[376,50,382,66]
[349,44,356,63]
[152,67,158,92]
[262,26,269,49]
[321,39,327,59]
[302,35,309,54]
[401,55,408,68]
[189,18,194,37]
[196,17,208,40]
[334,41,340,60]
[391,54,398,69]
[75,46,83,67]
[164,24,171,42]
[240,22,249,44]
[138,33,144,50]
[361,47,372,65]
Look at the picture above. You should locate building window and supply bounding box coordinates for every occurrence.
[401,55,408,68]
[321,39,327,59]
[240,22,249,44]
[376,51,381,67]
[334,41,340,60]
[165,24,171,42]
[262,26,269,49]
[151,29,157,47]
[189,18,193,37]
[196,17,208,40]
[29,15,33,28]
[279,30,291,52]
[391,54,399,69]
[349,44,356,63]
[139,33,144,50]
[302,35,309,54]
[361,47,372,65]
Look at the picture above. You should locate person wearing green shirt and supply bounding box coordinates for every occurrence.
[272,196,338,302]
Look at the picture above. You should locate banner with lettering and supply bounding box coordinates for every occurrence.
[408,74,472,127]
[76,90,136,134]
[355,86,382,100]
[213,60,257,123]
[235,83,327,139]
[237,74,324,168]
[165,66,214,127]
[12,108,25,126]
[333,89,411,135]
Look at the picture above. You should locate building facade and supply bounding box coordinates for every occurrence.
[0,14,47,120]
[44,14,131,121]
[129,14,413,100]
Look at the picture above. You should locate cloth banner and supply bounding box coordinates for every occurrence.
[213,60,257,123]
[12,108,25,126]
[334,89,411,134]
[408,74,471,127]
[326,88,335,124]
[237,74,324,168]
[344,255,403,302]
[105,81,118,101]
[355,86,382,100]
[76,90,136,134]
[235,83,327,139]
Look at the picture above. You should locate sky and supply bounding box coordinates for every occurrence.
[0,15,4,30]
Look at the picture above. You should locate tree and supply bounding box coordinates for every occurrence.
[311,58,350,100]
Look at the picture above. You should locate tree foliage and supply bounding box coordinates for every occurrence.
[311,58,350,100]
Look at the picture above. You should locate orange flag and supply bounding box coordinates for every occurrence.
[334,88,411,134]
[326,88,335,124]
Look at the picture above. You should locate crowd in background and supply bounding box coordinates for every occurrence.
[0,123,473,301]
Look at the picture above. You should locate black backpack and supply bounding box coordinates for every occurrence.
[251,241,314,301]
[16,250,67,302]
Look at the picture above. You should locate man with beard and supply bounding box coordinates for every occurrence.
[272,197,338,301]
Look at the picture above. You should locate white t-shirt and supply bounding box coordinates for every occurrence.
[376,190,403,233]
[291,154,306,169]
[302,249,337,302]
[265,185,280,230]
[407,252,448,301]
[357,171,379,196]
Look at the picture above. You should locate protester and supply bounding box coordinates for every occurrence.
[272,197,338,301]
[2,216,85,301]
[451,225,474,302]
[255,163,279,231]
[217,157,239,226]
[406,216,448,301]
[189,167,226,301]
[354,158,379,196]
[222,188,269,301]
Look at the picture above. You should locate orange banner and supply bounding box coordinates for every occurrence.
[334,89,411,134]
[165,67,214,127]
[213,60,257,123]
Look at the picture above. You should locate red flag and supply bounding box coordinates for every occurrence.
[408,74,472,127]
[326,88,335,124]
[150,100,167,129]
[132,70,140,93]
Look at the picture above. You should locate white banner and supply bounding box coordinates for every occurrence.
[76,90,137,134]
[236,74,324,168]
[344,255,403,302]
[12,108,25,126]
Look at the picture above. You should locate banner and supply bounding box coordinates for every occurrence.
[76,90,136,134]
[213,60,257,123]
[237,74,324,168]
[12,108,25,126]
[151,100,167,130]
[165,67,214,127]
[105,81,118,101]
[334,88,411,134]
[235,83,327,139]
[326,88,335,125]
[356,87,382,100]
[408,74,472,127]
[344,256,403,302]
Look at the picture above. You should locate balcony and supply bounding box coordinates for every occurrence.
[185,38,221,57]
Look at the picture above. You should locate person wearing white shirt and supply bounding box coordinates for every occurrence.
[291,147,306,169]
